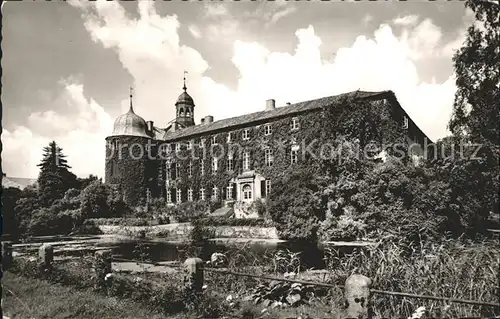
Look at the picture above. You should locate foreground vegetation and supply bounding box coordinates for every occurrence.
[1,273,168,319]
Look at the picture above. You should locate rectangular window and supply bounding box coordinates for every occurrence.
[227,132,232,143]
[200,188,206,201]
[227,154,233,171]
[187,188,193,202]
[264,124,272,136]
[226,184,233,200]
[166,162,171,181]
[111,161,119,177]
[187,140,193,150]
[291,146,299,164]
[265,148,273,167]
[212,186,218,201]
[212,135,218,145]
[188,162,193,177]
[166,190,172,203]
[212,157,218,173]
[200,160,204,175]
[243,151,250,171]
[265,180,271,197]
[200,138,206,148]
[175,163,180,178]
[176,189,182,203]
[242,129,250,141]
[175,143,181,152]
[159,144,168,157]
[291,117,300,130]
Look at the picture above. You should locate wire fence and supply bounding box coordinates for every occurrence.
[110,256,500,308]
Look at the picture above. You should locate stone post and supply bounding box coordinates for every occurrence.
[94,250,112,290]
[344,274,372,319]
[38,243,53,270]
[184,257,204,297]
[1,241,13,270]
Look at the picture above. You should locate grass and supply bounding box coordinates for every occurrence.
[323,236,500,318]
[1,272,169,319]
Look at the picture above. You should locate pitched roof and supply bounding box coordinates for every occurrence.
[162,90,392,142]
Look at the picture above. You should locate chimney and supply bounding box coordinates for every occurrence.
[200,118,205,125]
[265,99,276,111]
[146,121,154,133]
[204,115,214,124]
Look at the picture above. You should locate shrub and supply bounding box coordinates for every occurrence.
[168,200,209,222]
[268,168,326,241]
[80,180,129,219]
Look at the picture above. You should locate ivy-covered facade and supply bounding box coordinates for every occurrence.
[105,86,431,214]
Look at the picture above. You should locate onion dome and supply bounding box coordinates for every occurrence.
[175,73,195,106]
[111,89,150,138]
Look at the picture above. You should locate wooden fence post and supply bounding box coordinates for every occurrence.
[184,257,204,297]
[1,241,13,270]
[38,243,53,270]
[344,274,372,319]
[94,250,112,290]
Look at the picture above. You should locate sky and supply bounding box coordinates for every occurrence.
[1,0,473,179]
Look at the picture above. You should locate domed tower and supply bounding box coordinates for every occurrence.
[105,88,157,206]
[174,72,195,128]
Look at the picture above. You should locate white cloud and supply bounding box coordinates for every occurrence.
[188,25,201,39]
[393,15,419,26]
[2,81,113,178]
[204,3,228,18]
[7,1,460,178]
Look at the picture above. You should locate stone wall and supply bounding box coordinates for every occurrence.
[98,223,279,240]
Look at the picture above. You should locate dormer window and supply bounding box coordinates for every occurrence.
[403,116,409,129]
[291,117,300,130]
[242,129,250,141]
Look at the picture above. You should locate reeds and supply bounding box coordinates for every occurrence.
[324,237,500,318]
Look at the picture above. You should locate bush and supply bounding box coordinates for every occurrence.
[169,200,210,222]
[80,180,129,219]
[268,168,326,241]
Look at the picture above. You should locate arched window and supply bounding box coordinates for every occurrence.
[186,108,191,117]
[243,184,252,200]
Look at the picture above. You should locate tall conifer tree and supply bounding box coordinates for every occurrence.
[37,141,77,206]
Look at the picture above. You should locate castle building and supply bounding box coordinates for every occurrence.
[105,80,431,216]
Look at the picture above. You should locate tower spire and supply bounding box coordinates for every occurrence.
[183,70,188,92]
[129,86,134,113]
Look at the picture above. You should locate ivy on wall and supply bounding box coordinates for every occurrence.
[106,95,415,206]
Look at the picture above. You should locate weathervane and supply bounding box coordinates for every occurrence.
[183,70,188,91]
[129,86,134,112]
